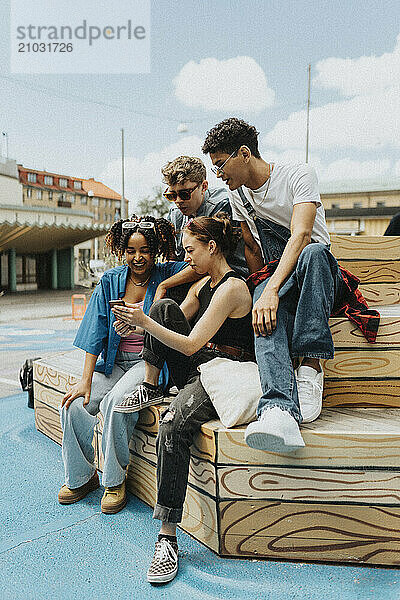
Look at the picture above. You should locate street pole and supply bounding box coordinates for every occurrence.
[121,128,126,220]
[305,63,311,164]
[2,132,9,159]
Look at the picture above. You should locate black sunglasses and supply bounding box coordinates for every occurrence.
[163,184,200,202]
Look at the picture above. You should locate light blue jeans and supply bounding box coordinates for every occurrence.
[59,350,145,489]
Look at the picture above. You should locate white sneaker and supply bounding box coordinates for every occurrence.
[244,406,305,453]
[296,365,323,423]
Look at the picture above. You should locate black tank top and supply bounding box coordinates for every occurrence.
[193,271,254,354]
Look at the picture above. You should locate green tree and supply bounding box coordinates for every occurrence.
[137,186,170,219]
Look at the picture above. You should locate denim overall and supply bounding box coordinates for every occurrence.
[237,187,344,423]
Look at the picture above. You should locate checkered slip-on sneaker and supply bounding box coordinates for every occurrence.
[113,383,164,413]
[147,537,179,584]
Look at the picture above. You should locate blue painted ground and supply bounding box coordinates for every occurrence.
[0,324,77,353]
[1,324,399,599]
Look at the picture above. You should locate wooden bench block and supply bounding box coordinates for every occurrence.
[126,407,400,565]
[322,350,400,379]
[35,399,62,445]
[331,235,400,260]
[330,235,400,286]
[219,501,400,565]
[337,260,400,284]
[323,379,400,408]
[330,313,400,347]
[217,465,400,503]
[213,408,400,468]
[358,283,400,306]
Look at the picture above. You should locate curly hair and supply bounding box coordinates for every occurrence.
[202,118,261,159]
[161,156,206,186]
[185,212,241,258]
[105,214,176,261]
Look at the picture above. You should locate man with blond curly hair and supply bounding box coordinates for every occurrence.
[163,155,247,277]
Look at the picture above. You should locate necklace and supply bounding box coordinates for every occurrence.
[261,163,273,203]
[129,273,151,287]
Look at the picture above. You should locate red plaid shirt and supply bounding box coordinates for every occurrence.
[247,261,380,343]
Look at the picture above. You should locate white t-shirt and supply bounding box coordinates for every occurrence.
[230,163,330,247]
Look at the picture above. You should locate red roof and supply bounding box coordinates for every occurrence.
[17,166,122,200]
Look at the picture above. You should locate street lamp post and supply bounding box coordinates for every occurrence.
[121,128,126,220]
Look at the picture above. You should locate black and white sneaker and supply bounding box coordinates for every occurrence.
[113,383,164,413]
[147,537,179,584]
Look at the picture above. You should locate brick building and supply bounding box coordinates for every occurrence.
[0,159,128,292]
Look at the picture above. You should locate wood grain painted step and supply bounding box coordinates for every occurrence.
[219,500,400,564]
[331,235,400,260]
[209,408,400,467]
[358,283,400,306]
[330,313,400,347]
[323,379,400,408]
[217,465,400,504]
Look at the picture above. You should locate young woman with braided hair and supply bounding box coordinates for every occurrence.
[111,213,254,583]
[58,215,189,515]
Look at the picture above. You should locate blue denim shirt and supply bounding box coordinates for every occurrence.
[73,261,187,385]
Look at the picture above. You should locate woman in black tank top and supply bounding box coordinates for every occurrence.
[111,213,254,581]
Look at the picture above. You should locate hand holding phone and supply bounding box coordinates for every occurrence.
[109,299,126,307]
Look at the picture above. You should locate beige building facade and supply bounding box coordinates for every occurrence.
[321,179,400,236]
[0,160,127,292]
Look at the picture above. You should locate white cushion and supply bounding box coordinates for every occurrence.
[198,358,261,428]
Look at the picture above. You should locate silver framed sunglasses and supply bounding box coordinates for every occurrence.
[211,149,237,176]
[122,220,155,230]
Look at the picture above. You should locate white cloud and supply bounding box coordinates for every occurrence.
[393,159,400,176]
[259,145,391,183]
[314,34,400,96]
[318,158,391,181]
[263,85,400,151]
[173,56,275,113]
[262,32,400,155]
[99,135,220,211]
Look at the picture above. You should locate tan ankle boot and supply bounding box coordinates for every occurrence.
[58,472,100,504]
[101,479,127,514]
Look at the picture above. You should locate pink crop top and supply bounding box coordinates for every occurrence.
[118,300,144,354]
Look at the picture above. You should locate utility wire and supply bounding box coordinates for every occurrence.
[0,74,206,124]
[0,74,312,122]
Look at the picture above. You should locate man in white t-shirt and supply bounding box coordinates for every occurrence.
[202,118,345,453]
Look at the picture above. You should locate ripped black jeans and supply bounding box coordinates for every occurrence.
[142,299,219,523]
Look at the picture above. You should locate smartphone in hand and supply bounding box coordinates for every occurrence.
[109,299,126,307]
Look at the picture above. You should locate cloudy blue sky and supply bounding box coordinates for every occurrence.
[1,0,400,209]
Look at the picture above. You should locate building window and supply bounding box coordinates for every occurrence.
[59,192,67,201]
[26,187,32,198]
[74,181,82,189]
[44,175,53,185]
[331,203,340,209]
[107,199,112,208]
[27,172,37,183]
[353,202,362,208]
[81,196,87,204]
[70,194,75,203]
[36,190,43,200]
[49,190,53,200]
[376,201,386,207]
[59,178,68,187]
[92,197,99,206]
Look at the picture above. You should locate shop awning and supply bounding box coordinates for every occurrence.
[0,220,109,254]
